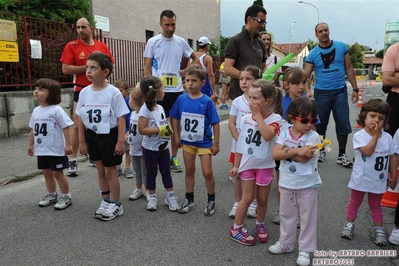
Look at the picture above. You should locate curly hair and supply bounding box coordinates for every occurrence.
[356,98,390,130]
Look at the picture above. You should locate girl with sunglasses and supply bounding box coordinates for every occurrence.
[269,97,321,266]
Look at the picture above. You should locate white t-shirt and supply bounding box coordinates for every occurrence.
[138,103,170,151]
[236,113,281,172]
[265,53,282,73]
[348,129,394,194]
[29,105,73,156]
[277,129,322,189]
[229,95,251,152]
[143,34,193,93]
[128,111,144,156]
[75,84,129,134]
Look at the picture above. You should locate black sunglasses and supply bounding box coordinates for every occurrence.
[251,17,267,25]
[295,117,318,124]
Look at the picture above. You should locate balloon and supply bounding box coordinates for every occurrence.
[262,53,295,81]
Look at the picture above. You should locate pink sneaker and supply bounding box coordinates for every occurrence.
[254,223,268,243]
[229,225,256,246]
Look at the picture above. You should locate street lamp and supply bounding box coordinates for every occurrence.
[298,1,320,23]
[288,22,296,54]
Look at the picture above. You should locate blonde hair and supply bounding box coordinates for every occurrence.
[130,86,144,107]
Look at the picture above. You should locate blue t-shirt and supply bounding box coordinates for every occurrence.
[306,40,348,90]
[170,93,220,148]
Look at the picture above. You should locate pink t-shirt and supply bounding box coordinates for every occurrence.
[382,42,399,92]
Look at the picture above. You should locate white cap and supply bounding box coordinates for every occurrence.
[198,36,211,45]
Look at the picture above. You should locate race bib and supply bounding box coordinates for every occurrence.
[33,119,55,147]
[80,103,111,134]
[180,112,205,142]
[363,152,389,181]
[160,73,178,88]
[285,159,312,175]
[157,120,173,140]
[236,121,268,159]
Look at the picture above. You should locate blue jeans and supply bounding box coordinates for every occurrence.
[314,87,352,136]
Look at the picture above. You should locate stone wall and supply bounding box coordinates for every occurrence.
[0,88,74,138]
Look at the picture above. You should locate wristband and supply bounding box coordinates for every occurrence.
[353,88,359,92]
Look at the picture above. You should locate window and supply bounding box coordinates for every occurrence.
[145,30,154,43]
[187,38,193,49]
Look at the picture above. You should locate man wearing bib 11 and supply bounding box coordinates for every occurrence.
[143,10,199,173]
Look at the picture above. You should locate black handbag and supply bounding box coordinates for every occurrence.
[382,85,392,93]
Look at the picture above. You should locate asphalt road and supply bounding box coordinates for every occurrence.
[1,82,399,266]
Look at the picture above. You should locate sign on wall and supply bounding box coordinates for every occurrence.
[0,40,19,62]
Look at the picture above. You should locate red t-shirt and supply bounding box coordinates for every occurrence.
[60,39,115,92]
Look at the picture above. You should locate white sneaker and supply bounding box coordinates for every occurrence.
[389,228,399,245]
[268,241,294,254]
[129,189,144,200]
[317,150,326,163]
[94,200,110,219]
[296,251,311,266]
[38,193,58,207]
[229,202,238,218]
[124,168,134,179]
[147,195,157,211]
[54,194,72,210]
[165,194,179,211]
[229,176,234,183]
[271,212,280,224]
[101,202,124,221]
[247,201,257,218]
[67,160,78,177]
[145,190,150,201]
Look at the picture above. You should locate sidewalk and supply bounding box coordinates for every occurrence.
[0,106,230,185]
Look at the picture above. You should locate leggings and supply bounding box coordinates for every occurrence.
[142,148,173,191]
[346,189,383,223]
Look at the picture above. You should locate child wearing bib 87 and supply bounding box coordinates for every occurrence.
[341,98,397,246]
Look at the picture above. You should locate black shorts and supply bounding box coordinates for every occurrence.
[157,92,183,117]
[85,127,122,167]
[73,91,80,102]
[37,156,69,171]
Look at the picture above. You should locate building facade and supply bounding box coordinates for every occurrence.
[89,0,221,50]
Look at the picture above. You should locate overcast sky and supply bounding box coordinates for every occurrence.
[221,0,399,50]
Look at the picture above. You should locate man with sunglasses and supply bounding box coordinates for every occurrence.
[224,4,267,101]
[304,23,359,168]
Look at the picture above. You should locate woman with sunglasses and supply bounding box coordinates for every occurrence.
[269,97,321,266]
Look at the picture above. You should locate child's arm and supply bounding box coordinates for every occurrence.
[138,116,160,136]
[255,114,278,141]
[388,154,398,190]
[171,117,181,149]
[359,123,383,156]
[211,123,220,156]
[273,143,316,162]
[229,152,242,177]
[63,127,72,156]
[77,117,89,156]
[228,115,239,141]
[115,116,126,155]
[28,130,34,156]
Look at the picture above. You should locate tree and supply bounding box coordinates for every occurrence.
[348,42,364,68]
[209,35,230,57]
[307,38,317,50]
[375,49,384,59]
[2,0,91,24]
[253,0,264,6]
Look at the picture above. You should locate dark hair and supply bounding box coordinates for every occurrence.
[184,64,206,81]
[356,98,391,129]
[160,10,176,21]
[241,65,262,79]
[244,4,267,24]
[130,86,145,108]
[286,97,318,124]
[87,53,113,77]
[34,78,61,105]
[140,76,163,111]
[114,78,129,90]
[274,67,307,96]
[250,79,282,116]
[259,31,271,56]
[315,22,329,33]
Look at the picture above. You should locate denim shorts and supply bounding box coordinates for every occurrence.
[313,86,352,136]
